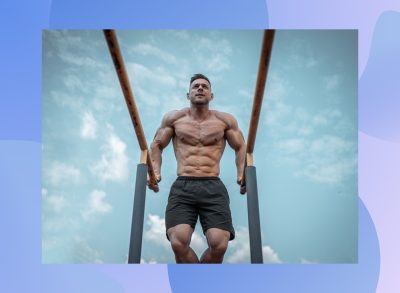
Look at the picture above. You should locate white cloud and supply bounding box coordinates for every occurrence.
[91,132,129,182]
[312,114,329,126]
[63,74,85,91]
[140,258,158,264]
[207,54,231,72]
[277,138,305,154]
[196,37,232,73]
[42,188,48,199]
[82,189,112,220]
[300,257,318,264]
[262,246,282,264]
[261,73,356,185]
[296,156,357,184]
[134,85,162,108]
[45,161,81,186]
[238,89,252,100]
[324,74,340,90]
[131,43,177,64]
[286,39,319,69]
[264,74,293,127]
[309,135,354,154]
[144,214,170,249]
[293,135,357,184]
[50,31,103,69]
[59,51,99,68]
[72,237,104,263]
[190,230,207,254]
[305,57,318,68]
[46,195,66,213]
[165,30,190,40]
[50,90,84,111]
[226,227,281,264]
[127,62,177,88]
[158,93,187,115]
[80,111,97,139]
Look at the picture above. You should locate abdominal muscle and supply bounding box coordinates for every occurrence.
[173,139,225,177]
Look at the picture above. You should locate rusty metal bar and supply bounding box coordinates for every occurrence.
[243,30,275,178]
[247,30,275,157]
[103,29,157,187]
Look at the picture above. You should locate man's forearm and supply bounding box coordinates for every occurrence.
[235,145,246,180]
[150,142,162,177]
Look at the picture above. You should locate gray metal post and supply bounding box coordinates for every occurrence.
[128,163,148,264]
[246,165,263,263]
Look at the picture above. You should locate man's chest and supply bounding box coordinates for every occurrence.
[173,118,226,146]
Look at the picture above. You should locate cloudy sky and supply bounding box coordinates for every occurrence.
[42,30,357,264]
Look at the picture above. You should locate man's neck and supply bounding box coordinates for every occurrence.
[189,104,210,121]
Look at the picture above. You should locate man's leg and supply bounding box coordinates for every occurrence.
[167,224,199,263]
[200,228,230,263]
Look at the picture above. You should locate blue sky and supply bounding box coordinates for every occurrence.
[42,30,357,264]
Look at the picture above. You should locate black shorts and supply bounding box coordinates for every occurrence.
[165,176,235,241]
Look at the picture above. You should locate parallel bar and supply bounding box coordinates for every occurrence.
[246,166,263,263]
[103,29,157,187]
[246,30,275,155]
[242,29,275,182]
[128,164,148,263]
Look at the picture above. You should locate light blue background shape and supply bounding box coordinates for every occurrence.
[1,0,400,292]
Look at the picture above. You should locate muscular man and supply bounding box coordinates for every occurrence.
[149,73,246,264]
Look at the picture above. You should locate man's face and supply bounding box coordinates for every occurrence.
[187,78,213,105]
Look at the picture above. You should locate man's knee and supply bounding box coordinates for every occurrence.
[170,237,190,254]
[207,229,230,255]
[168,225,193,254]
[209,239,228,255]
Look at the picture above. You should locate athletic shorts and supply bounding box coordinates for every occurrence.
[165,176,235,241]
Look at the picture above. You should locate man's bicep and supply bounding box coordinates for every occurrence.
[153,125,174,149]
[152,112,176,148]
[226,125,245,151]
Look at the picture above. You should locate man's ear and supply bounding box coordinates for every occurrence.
[186,93,189,100]
[211,93,214,100]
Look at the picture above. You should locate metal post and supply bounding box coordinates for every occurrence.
[128,163,148,263]
[246,166,263,263]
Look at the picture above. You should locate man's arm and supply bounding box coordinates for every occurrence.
[148,112,175,192]
[224,114,247,194]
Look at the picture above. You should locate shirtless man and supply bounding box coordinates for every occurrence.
[149,73,246,264]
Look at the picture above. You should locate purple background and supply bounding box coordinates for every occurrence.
[1,0,399,292]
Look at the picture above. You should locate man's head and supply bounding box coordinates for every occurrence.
[187,73,213,105]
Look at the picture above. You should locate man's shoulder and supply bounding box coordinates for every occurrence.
[163,108,189,125]
[212,110,237,127]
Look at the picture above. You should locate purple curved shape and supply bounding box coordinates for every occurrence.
[359,11,400,142]
[359,132,400,292]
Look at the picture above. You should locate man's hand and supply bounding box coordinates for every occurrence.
[147,174,161,193]
[237,177,246,195]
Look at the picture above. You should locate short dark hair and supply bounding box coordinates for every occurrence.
[190,73,211,87]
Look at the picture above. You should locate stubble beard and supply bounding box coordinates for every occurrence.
[191,99,209,105]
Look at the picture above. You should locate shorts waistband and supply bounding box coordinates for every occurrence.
[177,176,220,181]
